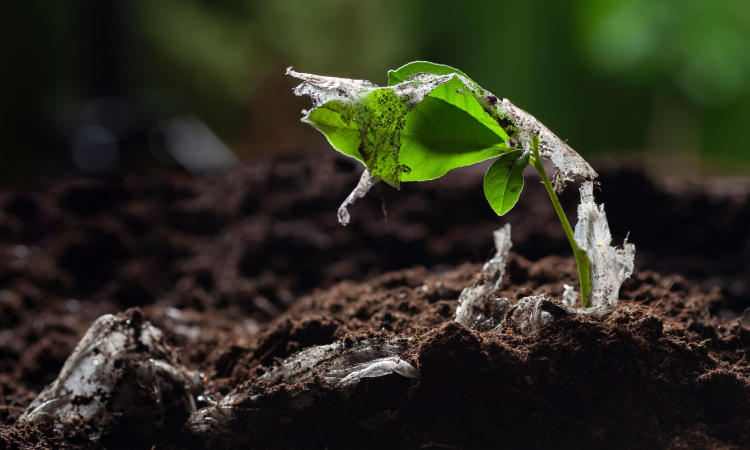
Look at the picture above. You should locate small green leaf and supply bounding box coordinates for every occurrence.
[387,61,474,86]
[484,150,530,215]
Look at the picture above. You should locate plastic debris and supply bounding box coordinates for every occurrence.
[499,295,569,335]
[574,181,636,317]
[187,336,417,442]
[496,99,598,192]
[338,356,420,386]
[288,67,465,114]
[455,184,635,333]
[562,284,578,307]
[452,225,565,335]
[338,168,379,226]
[18,309,202,440]
[455,224,513,330]
[256,336,416,386]
[287,68,378,110]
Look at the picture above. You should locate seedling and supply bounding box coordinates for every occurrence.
[288,62,599,307]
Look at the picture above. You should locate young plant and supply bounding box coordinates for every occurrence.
[288,62,598,307]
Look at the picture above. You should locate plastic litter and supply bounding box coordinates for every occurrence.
[187,336,417,441]
[287,68,378,110]
[456,182,635,333]
[498,295,569,335]
[18,309,202,440]
[574,181,636,317]
[455,224,512,330]
[562,284,578,307]
[496,99,598,192]
[338,168,379,226]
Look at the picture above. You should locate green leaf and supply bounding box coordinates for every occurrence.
[387,61,474,86]
[484,149,530,215]
[303,102,366,164]
[399,76,509,182]
[302,89,410,186]
[291,67,510,186]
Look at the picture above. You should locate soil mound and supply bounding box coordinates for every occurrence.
[1,155,749,449]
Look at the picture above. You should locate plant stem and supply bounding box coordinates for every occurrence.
[529,140,592,307]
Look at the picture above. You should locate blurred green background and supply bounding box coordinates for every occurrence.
[3,0,750,186]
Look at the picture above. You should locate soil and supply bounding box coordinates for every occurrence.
[1,154,749,449]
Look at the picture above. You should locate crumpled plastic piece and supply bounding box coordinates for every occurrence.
[338,168,379,226]
[289,67,464,114]
[498,295,569,335]
[562,284,578,307]
[450,225,573,335]
[495,99,598,192]
[186,337,417,442]
[455,184,635,333]
[256,336,416,386]
[18,309,202,440]
[455,224,512,330]
[287,68,377,111]
[574,181,636,317]
[337,356,420,386]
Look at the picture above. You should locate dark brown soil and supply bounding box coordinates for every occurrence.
[1,155,749,449]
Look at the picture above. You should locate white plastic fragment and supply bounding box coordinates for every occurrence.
[393,72,480,107]
[497,295,570,336]
[496,99,598,192]
[18,310,202,440]
[288,68,464,112]
[337,356,420,386]
[186,337,417,440]
[562,284,578,307]
[452,225,568,334]
[574,182,636,317]
[257,337,415,386]
[287,68,377,110]
[338,168,379,226]
[455,224,513,330]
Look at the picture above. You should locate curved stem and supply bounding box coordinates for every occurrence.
[529,140,592,307]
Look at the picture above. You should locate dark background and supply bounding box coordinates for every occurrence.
[3,0,750,187]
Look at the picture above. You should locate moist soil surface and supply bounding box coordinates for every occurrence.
[1,155,750,449]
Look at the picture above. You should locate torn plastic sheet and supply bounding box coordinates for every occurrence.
[187,337,417,441]
[499,295,570,335]
[455,183,635,333]
[455,224,512,330]
[338,168,379,226]
[256,336,416,386]
[452,226,574,334]
[18,309,202,440]
[495,99,598,192]
[574,181,636,318]
[337,356,420,386]
[562,284,578,307]
[288,68,464,116]
[287,68,378,110]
